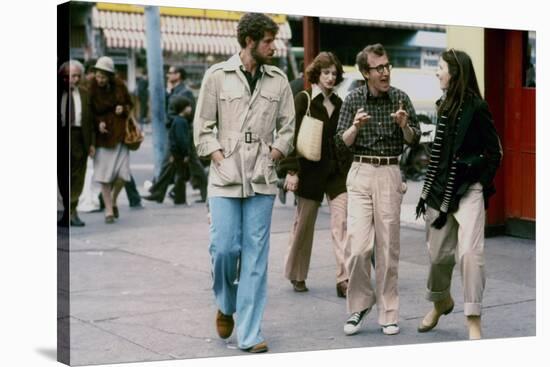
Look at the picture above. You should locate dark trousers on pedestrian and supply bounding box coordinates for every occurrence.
[125,175,142,206]
[70,128,87,216]
[58,125,70,224]
[188,138,207,201]
[149,159,189,204]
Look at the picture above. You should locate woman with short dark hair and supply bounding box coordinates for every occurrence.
[278,51,350,297]
[416,49,502,339]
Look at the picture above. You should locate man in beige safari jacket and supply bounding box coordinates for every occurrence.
[193,13,295,353]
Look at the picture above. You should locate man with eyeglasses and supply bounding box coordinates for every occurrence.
[335,43,420,336]
[166,66,195,127]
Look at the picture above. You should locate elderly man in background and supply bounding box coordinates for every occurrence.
[58,60,95,227]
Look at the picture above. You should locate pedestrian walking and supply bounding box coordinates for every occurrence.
[57,62,70,227]
[165,64,207,203]
[335,43,420,336]
[415,49,502,340]
[142,96,192,204]
[193,12,295,353]
[87,58,143,212]
[89,56,135,224]
[58,60,96,227]
[136,67,149,130]
[278,52,351,297]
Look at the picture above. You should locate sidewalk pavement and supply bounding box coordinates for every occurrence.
[62,186,536,366]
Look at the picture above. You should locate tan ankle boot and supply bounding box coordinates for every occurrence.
[467,316,482,340]
[418,296,454,332]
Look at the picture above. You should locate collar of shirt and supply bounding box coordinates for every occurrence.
[170,81,184,94]
[63,86,79,98]
[239,65,264,94]
[365,85,391,101]
[312,84,336,117]
[239,65,263,82]
[223,53,277,77]
[311,84,334,100]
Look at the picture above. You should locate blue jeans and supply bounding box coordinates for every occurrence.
[209,194,275,349]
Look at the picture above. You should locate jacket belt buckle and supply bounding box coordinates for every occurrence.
[245,132,252,144]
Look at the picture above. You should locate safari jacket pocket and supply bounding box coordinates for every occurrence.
[220,92,243,102]
[259,90,280,122]
[252,154,278,184]
[210,158,242,187]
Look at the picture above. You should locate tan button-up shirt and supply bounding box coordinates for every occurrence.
[194,53,296,198]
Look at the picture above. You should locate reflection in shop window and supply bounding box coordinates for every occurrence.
[525,31,536,87]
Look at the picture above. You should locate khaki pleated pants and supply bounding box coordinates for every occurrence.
[284,193,349,283]
[345,162,404,326]
[424,182,486,316]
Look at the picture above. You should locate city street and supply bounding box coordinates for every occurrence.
[61,133,536,366]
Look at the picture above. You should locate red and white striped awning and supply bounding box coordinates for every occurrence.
[93,8,291,57]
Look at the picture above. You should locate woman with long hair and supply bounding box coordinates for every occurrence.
[278,52,351,297]
[89,56,134,224]
[415,49,502,339]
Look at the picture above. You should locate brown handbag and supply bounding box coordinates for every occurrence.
[124,115,144,151]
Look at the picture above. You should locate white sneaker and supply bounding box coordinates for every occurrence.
[344,308,371,335]
[382,324,400,335]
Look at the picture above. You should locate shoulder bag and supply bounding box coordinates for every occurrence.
[124,114,144,151]
[296,90,323,161]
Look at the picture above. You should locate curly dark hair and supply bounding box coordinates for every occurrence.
[305,52,344,86]
[356,43,387,73]
[237,13,279,48]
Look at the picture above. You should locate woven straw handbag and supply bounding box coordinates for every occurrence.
[296,91,323,161]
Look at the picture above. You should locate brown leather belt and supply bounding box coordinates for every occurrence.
[353,155,399,166]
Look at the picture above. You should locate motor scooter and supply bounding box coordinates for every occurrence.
[400,114,435,181]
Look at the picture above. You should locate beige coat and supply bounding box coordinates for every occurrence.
[194,54,295,198]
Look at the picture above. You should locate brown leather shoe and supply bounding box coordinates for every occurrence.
[336,280,348,298]
[291,280,308,292]
[216,310,234,339]
[245,341,268,353]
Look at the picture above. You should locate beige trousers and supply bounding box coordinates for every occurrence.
[284,193,349,283]
[425,182,486,316]
[345,162,404,326]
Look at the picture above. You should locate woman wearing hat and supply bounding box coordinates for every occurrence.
[89,56,134,223]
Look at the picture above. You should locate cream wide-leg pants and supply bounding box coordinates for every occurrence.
[424,182,486,316]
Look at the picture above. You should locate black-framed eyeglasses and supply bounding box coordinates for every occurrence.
[367,63,392,74]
